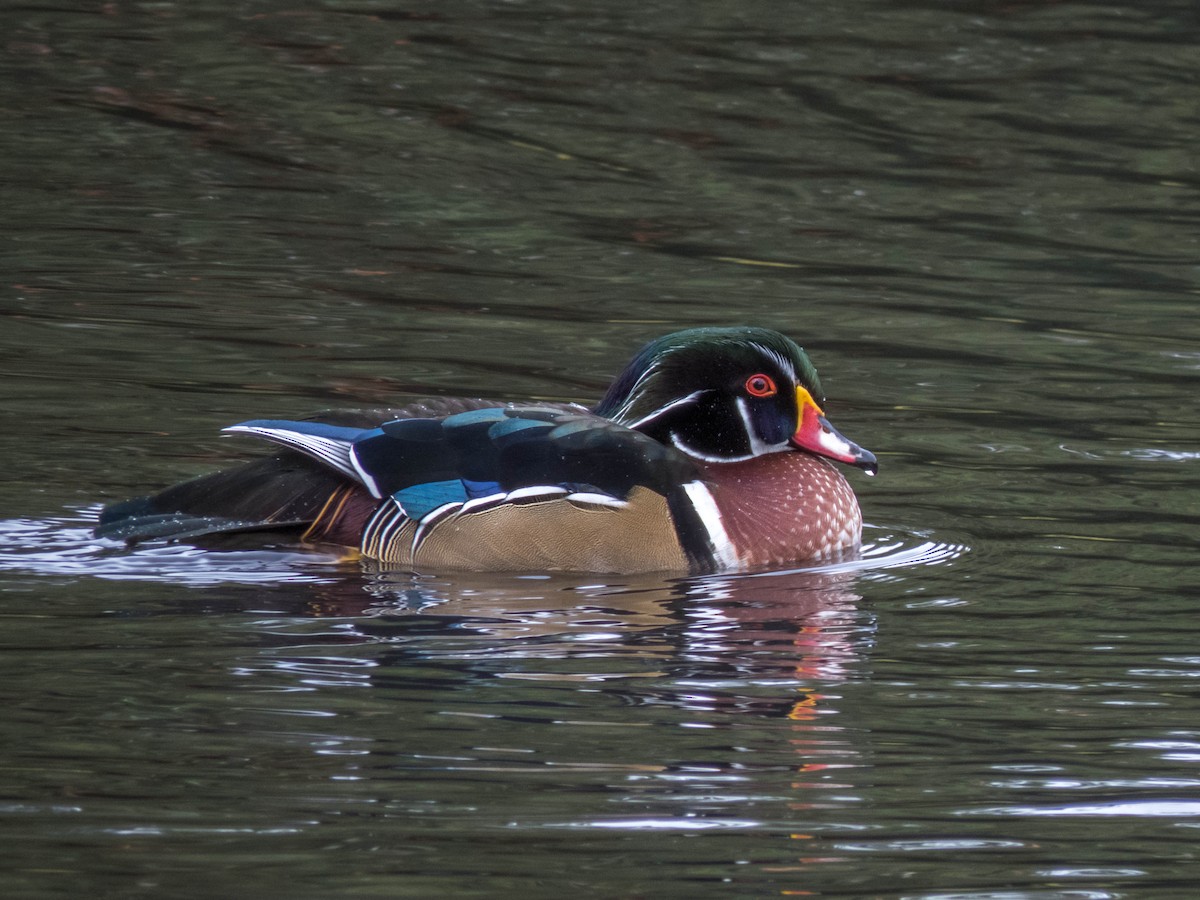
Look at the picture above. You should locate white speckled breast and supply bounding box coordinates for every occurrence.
[701,452,863,569]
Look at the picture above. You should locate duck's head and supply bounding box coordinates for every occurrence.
[595,326,876,474]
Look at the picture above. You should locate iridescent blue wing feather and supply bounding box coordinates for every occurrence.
[94,399,581,546]
[363,406,698,507]
[215,407,689,510]
[96,403,705,555]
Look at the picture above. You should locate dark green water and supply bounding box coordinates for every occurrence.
[3,1,1199,897]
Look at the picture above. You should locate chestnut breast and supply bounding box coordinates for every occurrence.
[700,452,863,568]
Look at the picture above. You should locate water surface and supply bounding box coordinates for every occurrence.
[3,1,1199,897]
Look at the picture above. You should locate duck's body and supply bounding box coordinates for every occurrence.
[97,327,876,574]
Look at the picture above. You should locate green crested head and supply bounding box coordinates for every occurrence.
[595,327,822,422]
[594,326,874,471]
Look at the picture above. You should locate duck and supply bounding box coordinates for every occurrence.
[95,326,877,574]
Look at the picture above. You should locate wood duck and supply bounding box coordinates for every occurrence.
[96,327,877,574]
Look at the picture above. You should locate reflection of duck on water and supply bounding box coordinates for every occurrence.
[295,564,868,701]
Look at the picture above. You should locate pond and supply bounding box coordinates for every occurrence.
[3,1,1199,896]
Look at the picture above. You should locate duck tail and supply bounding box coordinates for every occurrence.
[95,400,518,548]
[95,451,367,547]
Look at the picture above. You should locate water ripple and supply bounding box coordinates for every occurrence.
[1,510,961,589]
[0,508,345,586]
[973,800,1200,818]
[739,525,969,579]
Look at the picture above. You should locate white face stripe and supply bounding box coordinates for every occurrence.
[616,338,798,420]
[669,431,756,464]
[667,397,789,463]
[734,396,789,458]
[682,480,741,571]
[609,356,664,423]
[749,342,798,387]
[626,389,709,431]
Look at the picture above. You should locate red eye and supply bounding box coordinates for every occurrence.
[745,373,777,397]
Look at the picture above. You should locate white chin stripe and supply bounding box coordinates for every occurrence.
[735,397,790,458]
[682,481,741,571]
[668,402,787,464]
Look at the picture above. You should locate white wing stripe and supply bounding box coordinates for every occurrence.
[348,445,382,499]
[223,425,358,482]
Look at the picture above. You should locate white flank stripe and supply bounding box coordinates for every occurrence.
[378,502,409,554]
[505,486,568,503]
[682,481,741,571]
[362,509,379,552]
[364,502,404,556]
[566,492,627,508]
[411,501,462,552]
[459,493,509,515]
